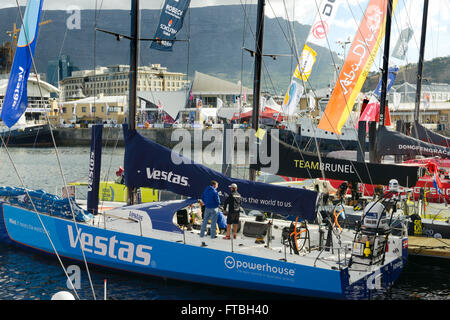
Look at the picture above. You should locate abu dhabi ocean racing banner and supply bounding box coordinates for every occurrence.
[1,0,43,128]
[122,125,318,220]
[150,0,190,51]
[318,0,399,135]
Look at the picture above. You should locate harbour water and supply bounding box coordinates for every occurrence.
[0,146,448,300]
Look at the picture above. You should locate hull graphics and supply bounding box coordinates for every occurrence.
[0,124,53,147]
[0,203,405,299]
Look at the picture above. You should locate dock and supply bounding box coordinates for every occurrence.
[408,236,450,259]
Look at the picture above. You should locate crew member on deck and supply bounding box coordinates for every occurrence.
[223,183,242,240]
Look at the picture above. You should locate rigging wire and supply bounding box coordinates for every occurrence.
[11,0,98,300]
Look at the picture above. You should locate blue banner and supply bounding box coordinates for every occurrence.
[122,125,318,220]
[373,66,399,100]
[150,0,190,51]
[87,124,103,215]
[1,0,43,128]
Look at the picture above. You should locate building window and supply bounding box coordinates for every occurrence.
[82,107,86,113]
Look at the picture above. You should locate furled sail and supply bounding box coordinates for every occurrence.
[122,125,318,220]
[1,0,43,128]
[150,0,191,51]
[281,0,343,115]
[254,131,420,187]
[318,0,399,134]
[87,124,103,215]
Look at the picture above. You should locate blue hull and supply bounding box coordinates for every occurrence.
[0,202,406,299]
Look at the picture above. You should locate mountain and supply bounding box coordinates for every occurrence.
[362,56,450,91]
[0,5,341,93]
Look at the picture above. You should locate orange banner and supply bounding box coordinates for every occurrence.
[318,0,398,134]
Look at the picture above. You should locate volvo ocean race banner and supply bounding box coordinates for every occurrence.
[87,124,103,215]
[358,66,398,127]
[254,131,420,187]
[122,125,318,220]
[318,0,399,135]
[150,0,190,51]
[282,0,343,115]
[1,0,43,128]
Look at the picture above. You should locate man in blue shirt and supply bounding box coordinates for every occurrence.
[200,180,220,238]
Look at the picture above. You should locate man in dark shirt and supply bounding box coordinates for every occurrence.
[223,183,242,239]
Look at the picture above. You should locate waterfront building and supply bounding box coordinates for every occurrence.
[60,64,187,102]
[387,82,450,126]
[59,94,127,125]
[138,71,253,124]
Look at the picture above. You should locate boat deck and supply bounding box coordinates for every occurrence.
[77,200,405,285]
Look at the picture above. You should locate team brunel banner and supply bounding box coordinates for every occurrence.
[254,131,420,187]
[150,0,191,51]
[1,0,43,128]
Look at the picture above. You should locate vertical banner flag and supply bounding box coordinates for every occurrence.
[282,0,343,115]
[87,124,103,215]
[392,27,413,60]
[318,0,399,134]
[358,66,399,127]
[150,0,191,51]
[1,0,43,128]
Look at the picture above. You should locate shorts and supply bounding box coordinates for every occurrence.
[227,211,240,224]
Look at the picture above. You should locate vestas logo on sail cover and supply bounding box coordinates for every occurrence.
[146,168,189,187]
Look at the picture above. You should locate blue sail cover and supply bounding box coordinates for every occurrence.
[1,0,43,128]
[150,0,191,51]
[123,125,318,220]
[87,124,103,215]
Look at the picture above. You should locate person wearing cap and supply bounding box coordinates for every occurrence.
[115,166,125,184]
[223,183,242,240]
[200,180,220,239]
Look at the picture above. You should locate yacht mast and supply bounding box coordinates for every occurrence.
[128,0,140,131]
[378,0,394,127]
[127,0,140,205]
[413,0,429,123]
[249,0,265,181]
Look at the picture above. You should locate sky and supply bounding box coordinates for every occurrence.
[2,0,449,68]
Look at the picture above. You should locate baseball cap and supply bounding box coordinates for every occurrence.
[229,183,237,188]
